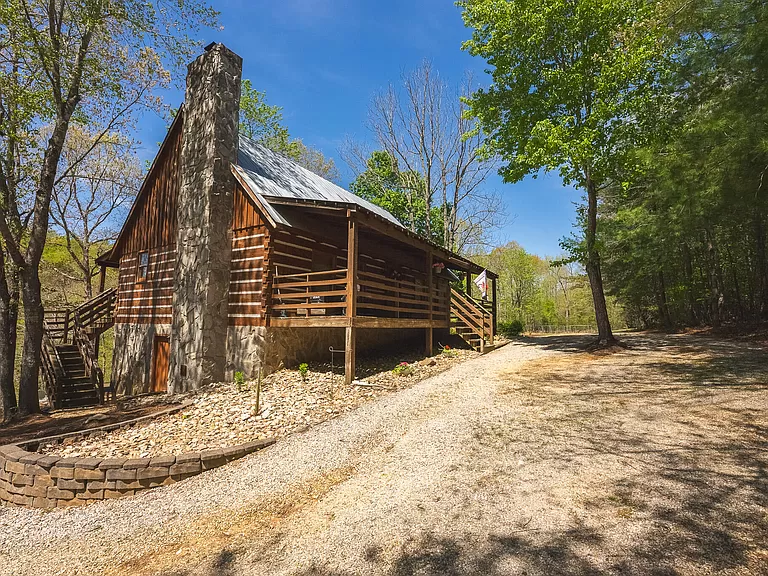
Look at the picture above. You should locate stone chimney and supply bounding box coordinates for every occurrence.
[169,43,242,392]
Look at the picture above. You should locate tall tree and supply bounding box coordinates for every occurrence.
[363,61,500,253]
[0,0,217,415]
[348,150,440,241]
[598,0,768,329]
[51,126,141,298]
[460,0,663,345]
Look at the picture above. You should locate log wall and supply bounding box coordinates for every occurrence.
[229,186,270,326]
[115,245,176,324]
[113,115,182,326]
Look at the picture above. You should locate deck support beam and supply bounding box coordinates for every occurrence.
[426,249,433,355]
[491,276,497,340]
[345,210,358,385]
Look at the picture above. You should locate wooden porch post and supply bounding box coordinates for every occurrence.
[467,271,472,298]
[425,250,433,355]
[345,210,358,385]
[98,265,107,294]
[95,265,109,358]
[491,276,497,339]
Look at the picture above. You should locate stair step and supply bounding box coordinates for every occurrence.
[63,377,93,385]
[61,397,100,409]
[62,383,93,391]
[61,385,98,393]
[60,387,98,396]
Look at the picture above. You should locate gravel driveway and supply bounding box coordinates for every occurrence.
[1,333,766,576]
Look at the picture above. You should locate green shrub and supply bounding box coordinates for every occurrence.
[234,371,246,392]
[298,362,309,381]
[499,320,524,337]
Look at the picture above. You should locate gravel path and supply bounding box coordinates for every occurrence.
[1,334,766,576]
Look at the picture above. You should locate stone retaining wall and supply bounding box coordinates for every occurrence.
[0,438,274,509]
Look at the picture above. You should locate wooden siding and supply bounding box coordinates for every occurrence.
[229,186,270,326]
[112,116,182,326]
[115,244,176,324]
[115,117,182,257]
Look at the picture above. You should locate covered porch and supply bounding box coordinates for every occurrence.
[259,198,497,383]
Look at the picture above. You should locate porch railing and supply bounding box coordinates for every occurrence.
[41,320,66,409]
[73,314,106,403]
[270,268,452,322]
[357,270,449,321]
[271,269,348,317]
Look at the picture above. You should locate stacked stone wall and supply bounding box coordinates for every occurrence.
[0,435,273,509]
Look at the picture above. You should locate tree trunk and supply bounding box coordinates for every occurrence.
[7,262,19,410]
[0,252,17,421]
[18,268,43,415]
[681,242,698,326]
[754,215,768,317]
[585,176,615,345]
[706,228,722,329]
[16,112,74,416]
[657,270,673,330]
[725,245,745,321]
[83,242,93,300]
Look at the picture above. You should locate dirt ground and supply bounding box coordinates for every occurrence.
[480,333,768,575]
[0,397,172,445]
[1,332,766,576]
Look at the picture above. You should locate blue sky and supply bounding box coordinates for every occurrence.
[134,0,579,256]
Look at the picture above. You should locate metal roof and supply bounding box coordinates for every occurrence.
[236,135,403,228]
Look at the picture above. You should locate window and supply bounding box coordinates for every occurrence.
[137,251,149,281]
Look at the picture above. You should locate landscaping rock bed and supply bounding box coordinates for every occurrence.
[38,348,478,460]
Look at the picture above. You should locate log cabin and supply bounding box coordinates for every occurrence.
[41,43,497,407]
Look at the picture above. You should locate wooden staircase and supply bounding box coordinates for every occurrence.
[42,288,117,409]
[451,287,494,352]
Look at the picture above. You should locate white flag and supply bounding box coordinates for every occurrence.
[474,270,488,299]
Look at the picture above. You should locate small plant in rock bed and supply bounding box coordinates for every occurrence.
[299,363,309,382]
[392,361,414,376]
[234,371,247,392]
[441,344,456,357]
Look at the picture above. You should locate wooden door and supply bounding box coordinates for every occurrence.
[151,336,170,393]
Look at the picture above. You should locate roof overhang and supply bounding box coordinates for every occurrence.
[233,174,495,277]
[95,247,118,268]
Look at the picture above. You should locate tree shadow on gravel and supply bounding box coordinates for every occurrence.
[158,334,768,576]
[290,423,767,575]
[158,548,237,576]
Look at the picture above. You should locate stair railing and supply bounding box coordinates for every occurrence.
[73,311,106,404]
[42,319,66,409]
[72,287,117,334]
[451,288,493,351]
